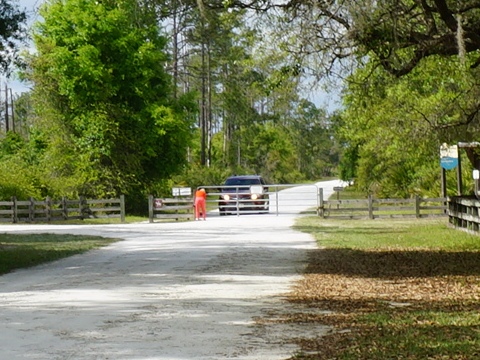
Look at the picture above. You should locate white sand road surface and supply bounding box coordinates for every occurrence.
[0,180,343,360]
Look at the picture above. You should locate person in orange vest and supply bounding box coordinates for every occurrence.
[194,188,207,220]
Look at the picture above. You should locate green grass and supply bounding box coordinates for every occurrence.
[295,218,479,251]
[48,215,148,225]
[288,217,480,360]
[0,232,119,275]
[345,309,480,360]
[0,216,148,226]
[0,216,147,275]
[335,186,366,200]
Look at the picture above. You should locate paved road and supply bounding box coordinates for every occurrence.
[0,180,342,360]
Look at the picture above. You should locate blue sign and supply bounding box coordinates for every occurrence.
[440,144,458,170]
[441,157,459,170]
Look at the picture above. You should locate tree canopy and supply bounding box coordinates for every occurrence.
[347,0,480,76]
[10,0,480,202]
[26,0,194,200]
[0,0,27,74]
[223,0,480,78]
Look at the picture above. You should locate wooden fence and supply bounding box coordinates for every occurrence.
[319,195,447,219]
[448,196,480,234]
[148,195,194,222]
[0,196,125,223]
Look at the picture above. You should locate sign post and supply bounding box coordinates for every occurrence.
[474,170,480,198]
[440,144,460,197]
[333,186,344,205]
[440,143,458,170]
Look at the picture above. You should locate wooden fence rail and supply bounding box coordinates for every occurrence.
[148,195,193,222]
[319,195,447,219]
[0,196,125,223]
[448,196,480,234]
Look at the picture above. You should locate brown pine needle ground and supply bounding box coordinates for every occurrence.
[271,219,480,360]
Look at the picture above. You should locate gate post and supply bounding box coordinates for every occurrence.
[148,195,154,223]
[275,185,279,216]
[120,195,126,223]
[318,187,324,218]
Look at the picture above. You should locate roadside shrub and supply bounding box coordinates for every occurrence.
[0,157,41,199]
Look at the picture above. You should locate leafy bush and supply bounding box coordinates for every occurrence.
[0,157,41,200]
[173,164,231,190]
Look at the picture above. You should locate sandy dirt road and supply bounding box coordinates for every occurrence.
[0,180,342,360]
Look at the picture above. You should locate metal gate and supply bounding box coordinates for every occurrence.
[200,184,323,216]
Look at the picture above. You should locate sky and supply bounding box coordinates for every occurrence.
[17,0,43,26]
[5,0,42,94]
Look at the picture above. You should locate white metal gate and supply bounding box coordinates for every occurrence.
[200,184,323,216]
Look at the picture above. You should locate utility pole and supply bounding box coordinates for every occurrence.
[10,88,14,133]
[5,82,9,132]
[1,82,16,133]
[200,38,207,166]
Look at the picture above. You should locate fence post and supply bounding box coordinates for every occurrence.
[415,195,420,218]
[29,197,35,222]
[148,195,154,223]
[318,187,324,218]
[11,196,17,223]
[120,195,126,223]
[275,187,279,216]
[368,195,374,219]
[79,196,85,220]
[46,196,51,222]
[62,197,68,220]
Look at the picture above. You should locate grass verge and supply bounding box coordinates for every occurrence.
[0,233,120,276]
[285,218,480,359]
[48,215,148,225]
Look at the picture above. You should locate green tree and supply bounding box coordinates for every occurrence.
[242,123,300,183]
[0,0,26,73]
[289,100,337,179]
[0,131,43,199]
[338,55,478,197]
[221,1,480,78]
[28,0,194,200]
[155,0,339,184]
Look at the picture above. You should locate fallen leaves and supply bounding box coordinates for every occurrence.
[275,247,480,359]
